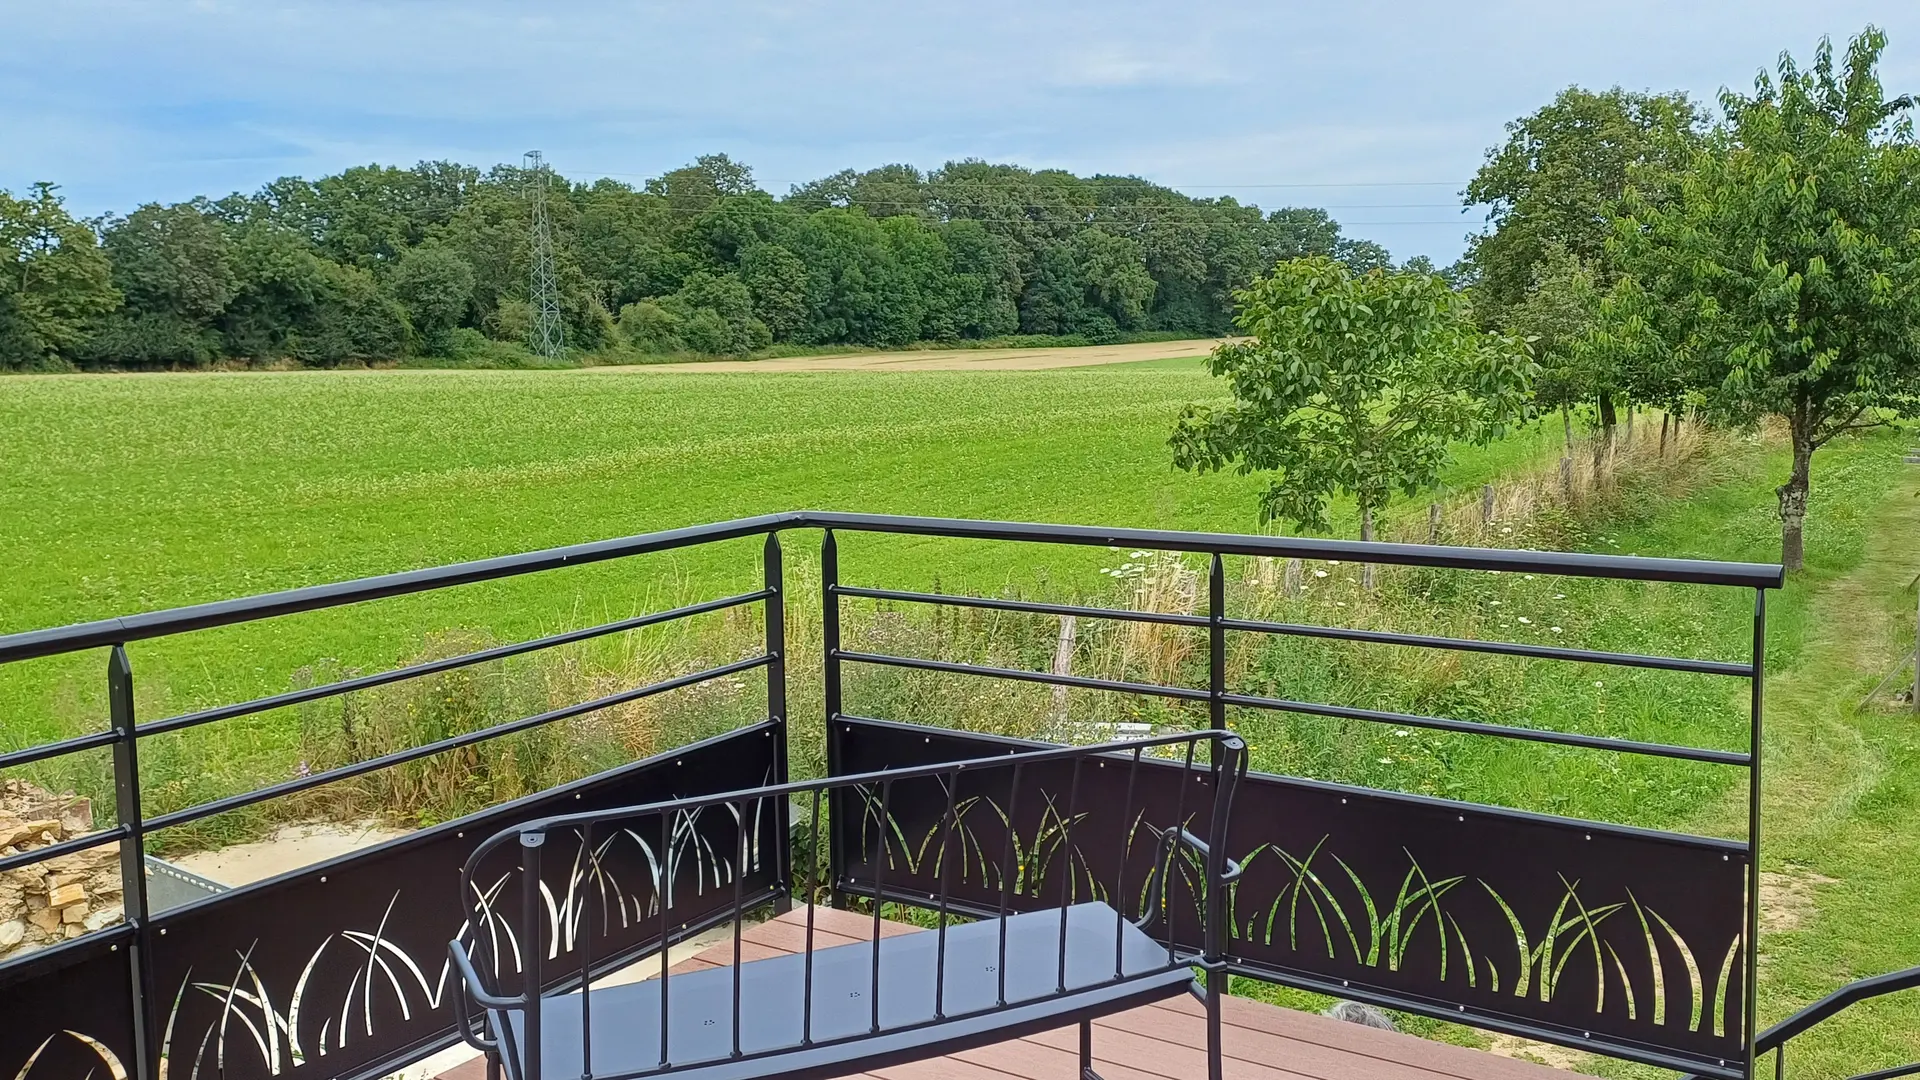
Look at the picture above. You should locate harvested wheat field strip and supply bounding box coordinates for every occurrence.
[584,338,1228,372]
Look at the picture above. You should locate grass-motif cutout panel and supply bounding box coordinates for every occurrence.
[135,723,781,1080]
[830,716,1749,1072]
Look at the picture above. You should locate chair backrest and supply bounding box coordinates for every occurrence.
[449,729,1246,1080]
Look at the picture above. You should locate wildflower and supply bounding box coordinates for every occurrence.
[1130,550,1149,558]
[1500,526,1513,534]
[1550,626,1563,634]
[1376,757,1393,765]
[1489,600,1502,606]
[1334,601,1346,607]
[1523,574,1534,580]
[1313,569,1329,578]
[1593,680,1605,689]
[1327,560,1341,565]
[1552,593,1566,600]
[1392,729,1412,738]
[1517,617,1531,625]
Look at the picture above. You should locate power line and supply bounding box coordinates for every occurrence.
[524,150,565,361]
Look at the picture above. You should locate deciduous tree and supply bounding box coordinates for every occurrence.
[1171,258,1534,586]
[1613,27,1920,569]
[0,182,118,370]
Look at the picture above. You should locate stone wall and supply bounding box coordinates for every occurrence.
[0,780,124,961]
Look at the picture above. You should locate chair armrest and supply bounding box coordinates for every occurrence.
[1133,827,1244,933]
[448,940,521,1052]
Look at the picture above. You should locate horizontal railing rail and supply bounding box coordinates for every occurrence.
[0,513,795,664]
[137,589,774,737]
[143,654,774,832]
[0,511,1783,667]
[804,511,1786,587]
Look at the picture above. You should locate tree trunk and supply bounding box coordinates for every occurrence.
[1428,502,1442,544]
[1624,403,1635,448]
[1360,503,1377,591]
[1659,412,1670,458]
[1283,558,1302,597]
[1594,392,1618,489]
[1778,410,1814,572]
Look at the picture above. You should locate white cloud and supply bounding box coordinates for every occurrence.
[1052,43,1237,88]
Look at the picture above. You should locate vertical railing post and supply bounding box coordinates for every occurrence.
[822,529,846,908]
[1207,553,1229,1004]
[1208,553,1226,732]
[1745,588,1766,1080]
[109,645,157,1080]
[764,532,793,913]
[520,831,545,1080]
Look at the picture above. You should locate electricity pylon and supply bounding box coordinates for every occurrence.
[524,150,565,360]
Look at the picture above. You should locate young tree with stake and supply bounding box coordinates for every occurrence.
[1170,257,1535,587]
[1613,27,1920,570]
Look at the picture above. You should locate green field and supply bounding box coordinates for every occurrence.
[0,365,1559,738]
[2,364,1916,1075]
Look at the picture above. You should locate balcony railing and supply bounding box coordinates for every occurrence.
[0,511,1888,1080]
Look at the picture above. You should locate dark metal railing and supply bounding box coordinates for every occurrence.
[812,514,1777,1080]
[1700,965,1920,1080]
[0,521,796,1080]
[0,511,1802,1080]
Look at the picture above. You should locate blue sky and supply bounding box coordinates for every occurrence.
[3,1,1915,264]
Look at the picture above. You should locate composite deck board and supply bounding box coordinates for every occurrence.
[441,905,1583,1080]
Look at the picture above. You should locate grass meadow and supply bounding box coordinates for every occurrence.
[2,362,1915,1075]
[0,361,1557,754]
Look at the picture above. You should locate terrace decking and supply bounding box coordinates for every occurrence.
[436,907,1582,1080]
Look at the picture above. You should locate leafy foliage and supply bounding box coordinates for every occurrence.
[1170,258,1535,541]
[0,183,117,370]
[1611,27,1920,568]
[3,152,1417,370]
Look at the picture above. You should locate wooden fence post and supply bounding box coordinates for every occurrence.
[1051,615,1077,724]
[1481,485,1495,525]
[1428,503,1442,543]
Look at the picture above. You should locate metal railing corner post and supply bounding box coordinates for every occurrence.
[822,529,847,908]
[108,645,158,1080]
[1746,587,1766,1079]
[764,531,793,913]
[1208,553,1227,731]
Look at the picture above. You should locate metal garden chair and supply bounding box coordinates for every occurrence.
[451,730,1246,1080]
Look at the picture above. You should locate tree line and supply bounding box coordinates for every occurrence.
[0,157,1403,372]
[1178,27,1920,570]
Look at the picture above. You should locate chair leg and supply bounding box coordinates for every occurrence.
[1206,970,1224,1080]
[486,1050,503,1080]
[1079,1019,1104,1080]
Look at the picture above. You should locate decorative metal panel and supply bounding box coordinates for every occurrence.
[144,722,783,1080]
[0,933,138,1080]
[829,716,1749,1073]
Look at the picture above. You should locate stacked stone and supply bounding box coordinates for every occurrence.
[0,780,124,961]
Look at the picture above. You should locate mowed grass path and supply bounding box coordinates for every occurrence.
[0,366,1557,743]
